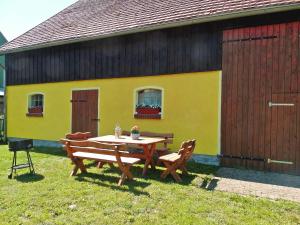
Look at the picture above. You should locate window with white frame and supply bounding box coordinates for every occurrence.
[27,94,44,115]
[135,88,162,119]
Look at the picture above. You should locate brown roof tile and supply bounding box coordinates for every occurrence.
[1,0,300,53]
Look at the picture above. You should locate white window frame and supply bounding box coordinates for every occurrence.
[133,86,164,119]
[27,92,45,114]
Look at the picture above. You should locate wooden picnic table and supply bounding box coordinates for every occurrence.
[89,135,165,176]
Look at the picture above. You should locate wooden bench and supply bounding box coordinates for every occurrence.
[122,131,174,156]
[64,140,141,186]
[158,139,196,182]
[60,132,92,151]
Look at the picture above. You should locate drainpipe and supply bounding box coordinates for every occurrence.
[0,62,7,143]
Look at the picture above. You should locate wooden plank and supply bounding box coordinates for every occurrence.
[297,93,300,175]
[269,24,280,173]
[153,31,161,75]
[283,24,293,173]
[198,29,207,71]
[101,40,108,76]
[95,41,103,78]
[297,22,300,175]
[290,22,299,93]
[229,28,239,166]
[251,25,261,170]
[222,29,234,167]
[287,22,300,174]
[82,90,88,133]
[221,29,228,166]
[144,33,152,75]
[258,25,268,171]
[278,24,287,173]
[235,27,244,167]
[264,24,274,172]
[81,43,88,79]
[240,27,250,168]
[50,48,55,82]
[289,94,297,174]
[284,23,293,94]
[270,93,278,173]
[270,93,298,174]
[89,42,96,79]
[62,45,67,81]
[69,45,75,81]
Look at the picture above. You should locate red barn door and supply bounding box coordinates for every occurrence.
[221,22,300,175]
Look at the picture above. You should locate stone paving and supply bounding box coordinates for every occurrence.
[203,167,300,202]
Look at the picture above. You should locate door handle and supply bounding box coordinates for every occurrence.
[91,118,100,121]
[268,102,295,107]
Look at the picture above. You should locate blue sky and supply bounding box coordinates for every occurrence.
[0,0,78,41]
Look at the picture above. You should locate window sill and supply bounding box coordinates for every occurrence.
[26,113,43,117]
[134,113,161,119]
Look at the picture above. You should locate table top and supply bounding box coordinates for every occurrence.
[89,135,165,145]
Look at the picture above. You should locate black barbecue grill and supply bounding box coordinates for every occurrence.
[8,139,35,179]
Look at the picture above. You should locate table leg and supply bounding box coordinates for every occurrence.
[142,143,156,176]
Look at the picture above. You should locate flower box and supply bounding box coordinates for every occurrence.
[136,107,160,115]
[28,107,43,114]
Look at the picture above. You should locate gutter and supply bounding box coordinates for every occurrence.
[1,4,300,55]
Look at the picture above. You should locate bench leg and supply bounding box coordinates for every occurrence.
[97,162,115,169]
[117,165,134,186]
[170,170,182,183]
[70,164,79,176]
[77,159,87,173]
[71,158,87,176]
[180,164,188,175]
[161,161,182,182]
[118,173,126,186]
[142,144,156,176]
[97,162,105,168]
[160,161,171,179]
[124,165,133,180]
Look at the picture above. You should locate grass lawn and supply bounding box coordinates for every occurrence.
[0,145,299,225]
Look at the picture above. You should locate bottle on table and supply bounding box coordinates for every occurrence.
[115,124,122,139]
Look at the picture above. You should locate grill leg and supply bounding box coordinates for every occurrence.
[14,151,17,175]
[26,150,35,174]
[8,151,16,179]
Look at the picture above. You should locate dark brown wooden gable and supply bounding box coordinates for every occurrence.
[5,9,300,86]
[6,23,221,86]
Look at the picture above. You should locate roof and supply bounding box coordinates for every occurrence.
[1,0,300,54]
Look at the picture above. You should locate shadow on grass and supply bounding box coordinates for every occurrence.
[187,160,219,175]
[75,171,151,196]
[76,160,218,190]
[198,177,220,190]
[15,173,45,183]
[30,147,66,157]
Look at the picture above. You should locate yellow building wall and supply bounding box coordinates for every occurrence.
[7,71,221,155]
